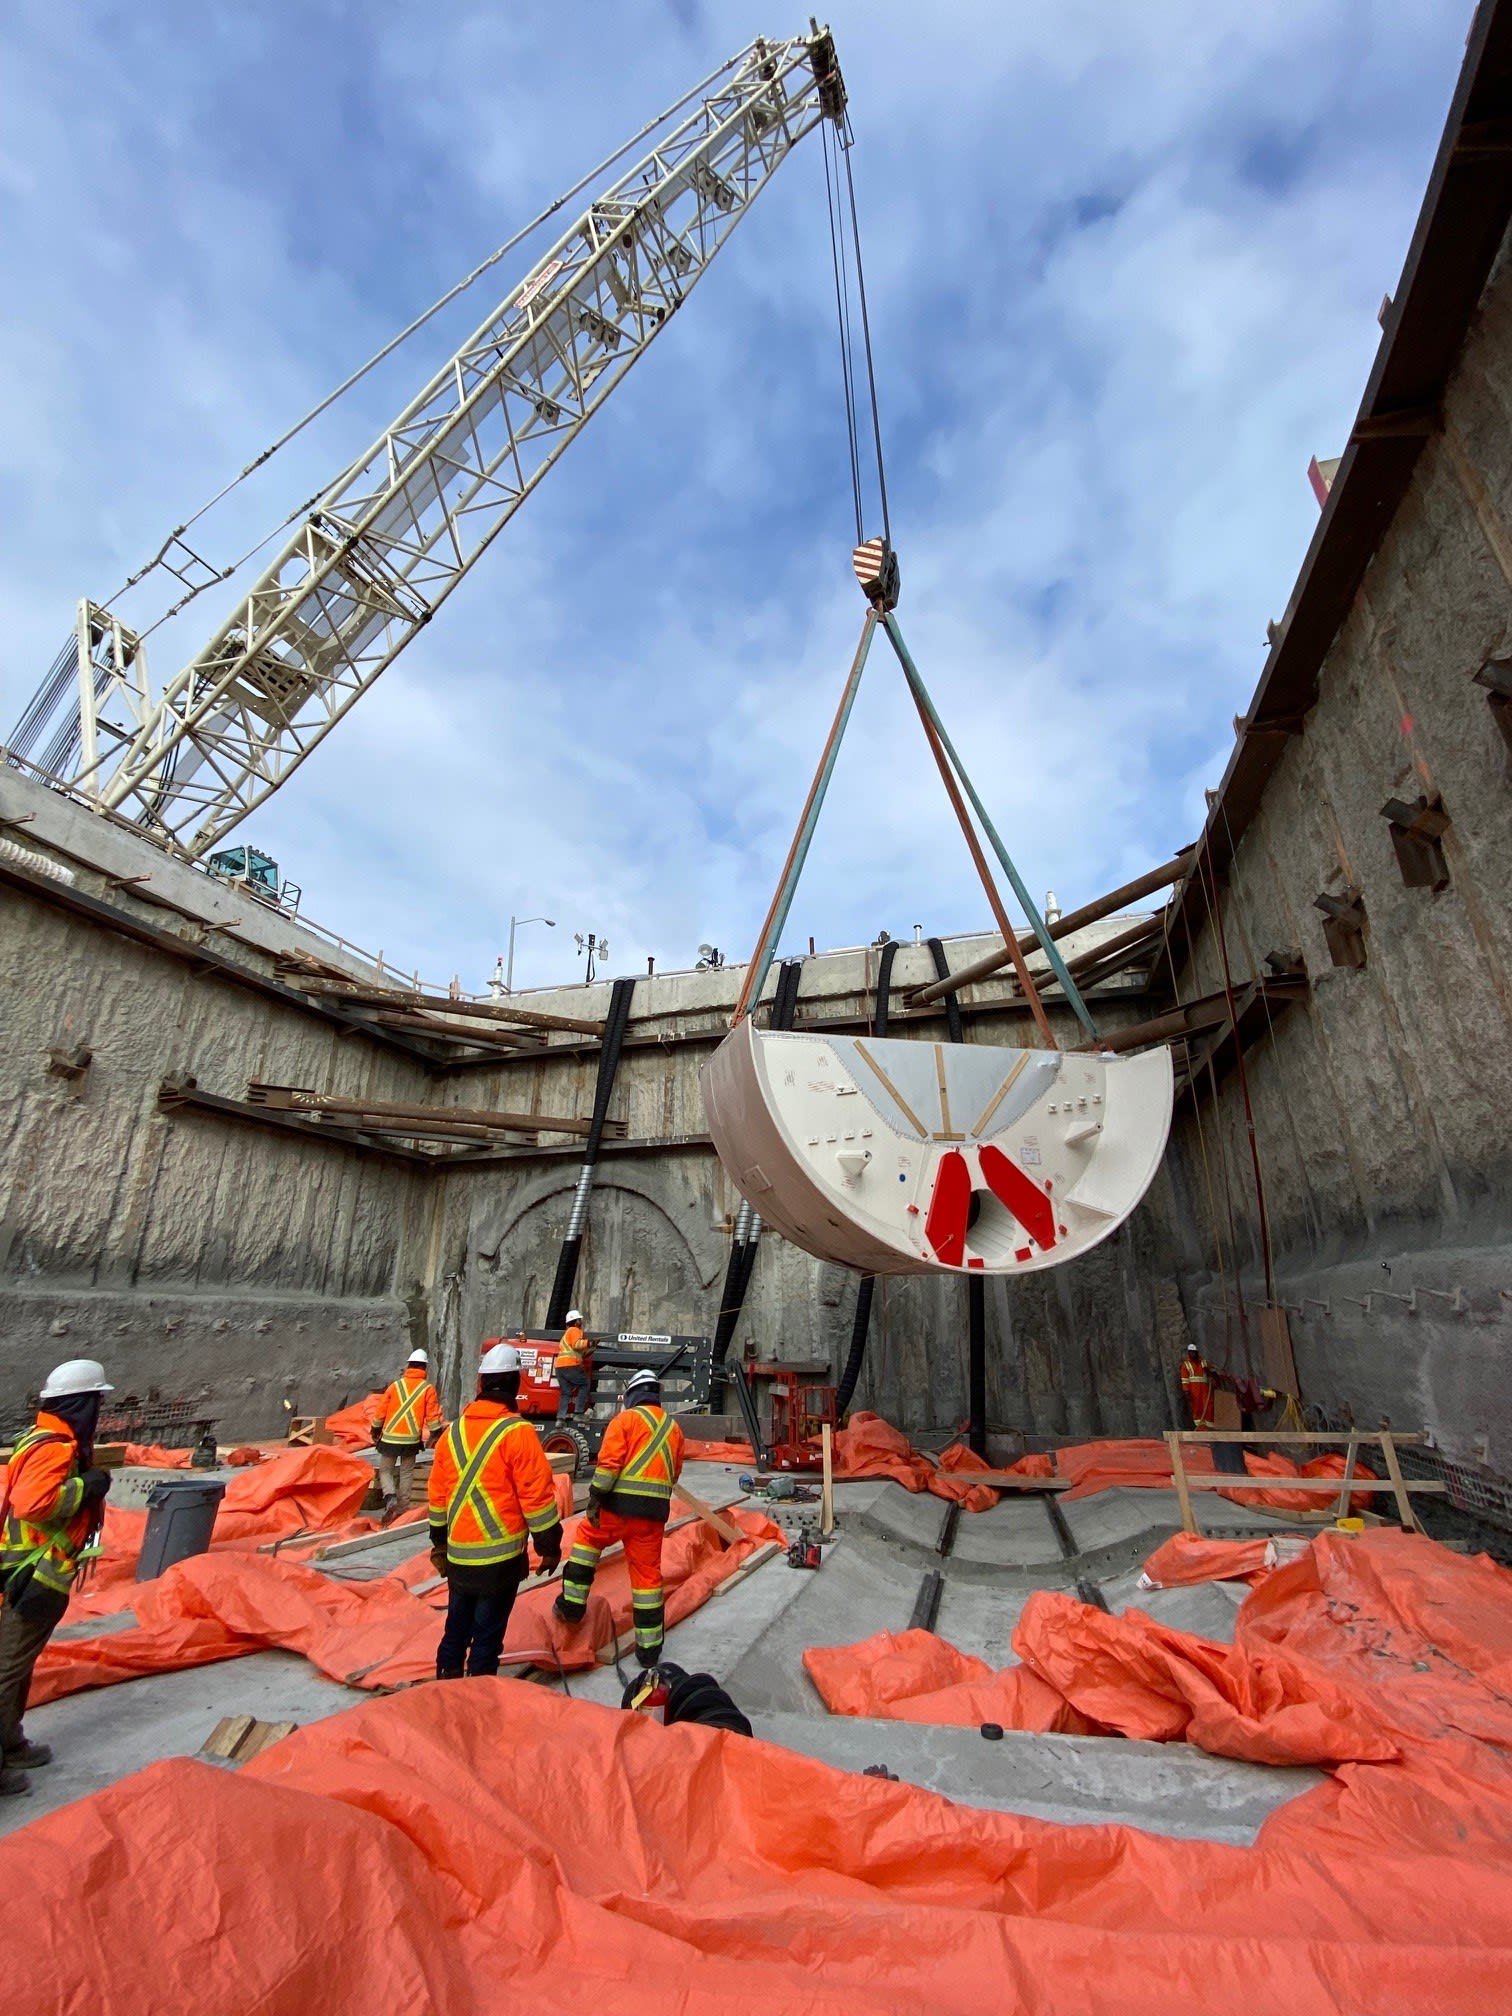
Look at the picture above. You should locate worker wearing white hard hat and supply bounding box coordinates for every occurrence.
[554,1361,686,1667]
[554,1308,592,1424]
[426,1340,563,1679]
[1,1360,115,1799]
[371,1348,444,1524]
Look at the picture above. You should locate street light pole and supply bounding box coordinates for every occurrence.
[505,914,556,992]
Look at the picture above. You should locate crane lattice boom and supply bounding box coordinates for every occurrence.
[12,29,844,857]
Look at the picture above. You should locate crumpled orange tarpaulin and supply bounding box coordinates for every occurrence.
[30,1497,783,1706]
[8,1542,1512,2016]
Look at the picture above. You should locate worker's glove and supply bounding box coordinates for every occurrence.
[586,1490,606,1522]
[535,1534,563,1573]
[370,1424,384,1447]
[428,1547,449,1580]
[80,1467,112,1507]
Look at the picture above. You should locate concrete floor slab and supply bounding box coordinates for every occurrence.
[1058,1486,1285,1557]
[1101,1569,1250,1643]
[0,1650,364,1835]
[949,1494,1064,1568]
[746,1713,1320,1844]
[933,1580,1031,1666]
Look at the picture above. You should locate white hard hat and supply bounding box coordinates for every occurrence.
[406,1349,428,1367]
[479,1343,523,1377]
[40,1358,114,1401]
[565,1309,583,1324]
[624,1367,660,1397]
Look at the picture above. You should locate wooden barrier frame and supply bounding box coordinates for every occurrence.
[1164,1429,1442,1535]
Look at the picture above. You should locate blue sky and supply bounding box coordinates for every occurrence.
[0,1,1470,990]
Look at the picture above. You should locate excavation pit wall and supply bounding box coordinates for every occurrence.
[0,765,1178,1440]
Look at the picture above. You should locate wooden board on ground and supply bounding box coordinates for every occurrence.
[1209,1389,1243,1432]
[287,1416,336,1447]
[197,1715,297,1767]
[672,1482,743,1544]
[711,1539,783,1596]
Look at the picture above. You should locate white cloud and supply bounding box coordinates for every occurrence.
[0,0,1473,991]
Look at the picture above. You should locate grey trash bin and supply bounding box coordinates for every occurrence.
[136,1476,228,1581]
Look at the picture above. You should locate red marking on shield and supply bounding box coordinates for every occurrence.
[924,1149,971,1266]
[979,1143,1057,1251]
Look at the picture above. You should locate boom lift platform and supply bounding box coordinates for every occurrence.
[484,1329,714,1475]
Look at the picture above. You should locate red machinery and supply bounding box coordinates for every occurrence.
[746,1363,838,1473]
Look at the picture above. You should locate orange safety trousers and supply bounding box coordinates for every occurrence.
[557,1507,667,1662]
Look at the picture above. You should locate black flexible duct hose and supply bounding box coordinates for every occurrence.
[711,958,805,1400]
[545,974,638,1326]
[834,938,900,1417]
[926,936,964,1044]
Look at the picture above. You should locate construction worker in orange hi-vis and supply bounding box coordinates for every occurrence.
[553,1308,591,1422]
[1179,1348,1215,1429]
[0,1359,115,1799]
[372,1348,444,1522]
[554,1366,684,1667]
[428,1342,562,1680]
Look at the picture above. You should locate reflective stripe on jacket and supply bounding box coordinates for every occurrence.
[1,1415,90,1598]
[378,1370,443,1448]
[591,1404,685,1525]
[555,1325,588,1371]
[427,1401,560,1567]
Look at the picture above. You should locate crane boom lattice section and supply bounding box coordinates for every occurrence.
[65,31,840,856]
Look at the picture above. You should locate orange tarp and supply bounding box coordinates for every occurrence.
[1139,1531,1275,1587]
[325,1393,385,1449]
[30,1497,783,1706]
[8,1534,1512,2016]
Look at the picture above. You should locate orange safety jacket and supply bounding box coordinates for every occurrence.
[590,1404,685,1526]
[0,1412,92,1599]
[377,1369,443,1448]
[555,1325,589,1371]
[427,1400,561,1569]
[1179,1350,1214,1428]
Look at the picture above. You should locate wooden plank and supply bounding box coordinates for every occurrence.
[596,1626,638,1666]
[1335,1432,1360,1521]
[1166,1431,1197,1534]
[672,1483,743,1544]
[1379,1431,1423,1532]
[1209,1389,1244,1432]
[313,1521,430,1561]
[411,1511,704,1600]
[200,1714,254,1761]
[1179,1477,1445,1495]
[711,1539,783,1596]
[236,1720,296,1763]
[925,1471,1070,1490]
[1171,1431,1426,1445]
[820,1424,835,1540]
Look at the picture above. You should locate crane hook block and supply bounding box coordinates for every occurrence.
[852,538,900,612]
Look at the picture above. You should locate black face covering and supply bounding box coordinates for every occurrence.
[45,1389,102,1466]
[478,1373,521,1410]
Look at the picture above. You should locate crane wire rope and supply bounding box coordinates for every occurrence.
[820,112,890,549]
[100,42,754,633]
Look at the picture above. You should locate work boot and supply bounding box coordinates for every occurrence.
[551,1596,579,1626]
[0,1766,32,1799]
[3,1736,52,1769]
[435,1664,465,1682]
[380,1494,402,1527]
[635,1644,662,1669]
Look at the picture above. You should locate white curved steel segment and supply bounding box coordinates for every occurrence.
[701,1021,1173,1277]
